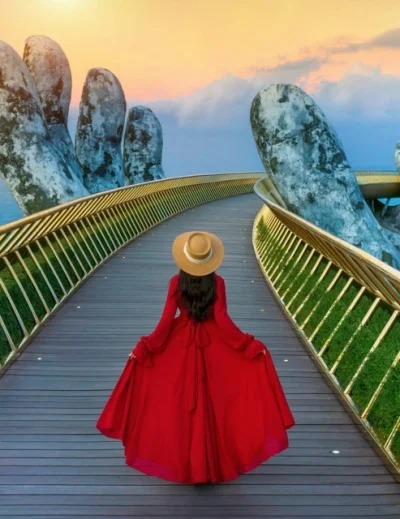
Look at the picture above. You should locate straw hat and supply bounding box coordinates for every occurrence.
[172,231,224,276]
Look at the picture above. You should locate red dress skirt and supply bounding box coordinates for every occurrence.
[96,273,295,484]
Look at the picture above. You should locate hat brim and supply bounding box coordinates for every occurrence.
[172,231,224,276]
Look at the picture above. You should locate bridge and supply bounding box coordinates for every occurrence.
[0,172,399,517]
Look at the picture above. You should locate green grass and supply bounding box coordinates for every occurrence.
[367,365,400,460]
[349,317,400,412]
[333,303,392,389]
[302,274,348,341]
[295,262,338,326]
[287,257,329,315]
[321,289,377,369]
[255,214,400,467]
[392,428,400,460]
[281,252,320,306]
[311,278,356,352]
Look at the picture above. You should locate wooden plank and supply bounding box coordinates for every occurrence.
[0,473,396,484]
[0,503,400,516]
[0,456,388,467]
[0,436,374,447]
[0,464,392,476]
[0,447,379,458]
[0,422,372,441]
[0,194,399,518]
[0,413,357,426]
[2,516,400,519]
[1,483,400,496]
[2,517,400,519]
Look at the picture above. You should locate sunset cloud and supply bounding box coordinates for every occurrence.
[243,57,326,80]
[332,27,400,53]
[136,59,400,132]
[314,63,400,120]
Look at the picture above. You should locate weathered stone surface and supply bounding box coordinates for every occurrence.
[75,68,126,193]
[375,215,400,252]
[0,41,88,216]
[394,141,400,173]
[377,200,400,240]
[23,35,83,182]
[250,83,400,268]
[123,106,165,184]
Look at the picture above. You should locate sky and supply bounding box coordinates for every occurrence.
[2,0,400,185]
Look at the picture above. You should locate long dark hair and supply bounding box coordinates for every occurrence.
[173,269,217,322]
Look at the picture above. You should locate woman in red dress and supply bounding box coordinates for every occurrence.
[96,230,295,484]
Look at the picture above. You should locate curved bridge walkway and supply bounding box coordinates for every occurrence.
[1,193,399,518]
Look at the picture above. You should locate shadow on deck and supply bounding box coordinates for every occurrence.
[0,193,399,518]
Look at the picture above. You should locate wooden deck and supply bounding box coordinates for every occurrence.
[0,193,399,518]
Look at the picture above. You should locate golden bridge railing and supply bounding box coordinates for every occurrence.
[252,176,400,477]
[0,172,265,373]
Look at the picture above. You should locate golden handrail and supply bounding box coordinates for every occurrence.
[253,175,400,477]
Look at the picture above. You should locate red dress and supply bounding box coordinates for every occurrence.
[96,273,295,484]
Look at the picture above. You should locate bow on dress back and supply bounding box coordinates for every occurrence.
[96,272,295,484]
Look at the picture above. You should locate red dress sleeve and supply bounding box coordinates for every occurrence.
[213,275,266,359]
[131,275,178,366]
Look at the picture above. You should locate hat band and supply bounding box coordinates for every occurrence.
[183,241,213,264]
